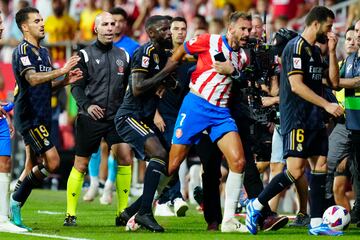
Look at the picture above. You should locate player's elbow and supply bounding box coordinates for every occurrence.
[27,76,39,87]
[290,83,299,94]
[132,85,142,97]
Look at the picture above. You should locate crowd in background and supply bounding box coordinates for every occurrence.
[0,0,360,213]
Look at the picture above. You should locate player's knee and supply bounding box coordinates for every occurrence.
[46,156,60,173]
[116,155,133,165]
[229,158,246,173]
[287,168,303,180]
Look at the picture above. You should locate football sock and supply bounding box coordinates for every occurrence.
[309,172,327,220]
[108,154,117,183]
[258,170,295,207]
[13,180,22,192]
[12,164,48,205]
[138,158,166,215]
[0,173,10,220]
[66,167,85,216]
[126,195,142,216]
[89,148,101,177]
[116,165,131,215]
[223,171,243,221]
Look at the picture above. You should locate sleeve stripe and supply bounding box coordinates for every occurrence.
[296,39,303,55]
[288,70,304,76]
[183,42,191,55]
[20,67,35,76]
[80,49,89,63]
[132,68,148,73]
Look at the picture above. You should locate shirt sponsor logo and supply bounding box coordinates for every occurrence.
[20,56,31,66]
[142,56,150,68]
[293,57,302,69]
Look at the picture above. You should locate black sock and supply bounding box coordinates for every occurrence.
[258,171,294,206]
[12,164,48,205]
[14,180,22,192]
[126,196,143,216]
[138,158,166,215]
[309,172,327,218]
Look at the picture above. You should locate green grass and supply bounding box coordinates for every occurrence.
[0,189,359,239]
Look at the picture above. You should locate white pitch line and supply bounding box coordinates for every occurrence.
[9,232,92,240]
[37,210,64,215]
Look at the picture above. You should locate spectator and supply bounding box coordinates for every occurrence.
[77,0,102,42]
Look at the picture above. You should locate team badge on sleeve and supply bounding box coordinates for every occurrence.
[20,56,31,66]
[141,56,150,68]
[293,57,302,69]
[189,37,198,46]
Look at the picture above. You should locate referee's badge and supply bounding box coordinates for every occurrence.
[116,59,124,74]
[176,128,183,138]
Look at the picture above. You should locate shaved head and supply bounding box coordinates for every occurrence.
[95,12,113,29]
[94,11,115,45]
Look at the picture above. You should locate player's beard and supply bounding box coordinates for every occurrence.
[316,31,327,44]
[160,38,173,49]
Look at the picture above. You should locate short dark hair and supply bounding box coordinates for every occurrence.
[346,25,355,34]
[229,11,251,24]
[145,15,166,31]
[171,16,187,27]
[109,7,128,19]
[305,6,335,26]
[15,7,39,32]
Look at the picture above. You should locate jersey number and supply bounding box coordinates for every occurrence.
[179,113,186,126]
[34,125,49,139]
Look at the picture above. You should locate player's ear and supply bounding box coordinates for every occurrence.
[94,27,97,33]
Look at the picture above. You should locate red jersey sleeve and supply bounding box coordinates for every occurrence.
[184,33,211,55]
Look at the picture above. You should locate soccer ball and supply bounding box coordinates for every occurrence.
[322,205,350,230]
[125,214,140,231]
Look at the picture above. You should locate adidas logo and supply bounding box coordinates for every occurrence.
[123,189,128,194]
[72,193,76,197]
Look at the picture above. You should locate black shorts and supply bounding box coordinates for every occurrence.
[22,124,54,155]
[115,116,156,160]
[334,159,352,179]
[283,128,328,159]
[75,114,124,157]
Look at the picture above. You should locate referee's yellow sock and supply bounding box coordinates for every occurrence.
[66,167,85,216]
[116,165,132,215]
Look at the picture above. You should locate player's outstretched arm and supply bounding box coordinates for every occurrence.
[289,74,343,117]
[51,68,83,91]
[338,76,360,88]
[24,55,80,86]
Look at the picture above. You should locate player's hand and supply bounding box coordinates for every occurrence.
[212,60,234,75]
[87,105,105,120]
[327,32,338,53]
[156,85,166,98]
[66,68,83,84]
[8,122,15,138]
[324,102,344,117]
[261,96,276,107]
[154,111,166,132]
[62,55,81,74]
[0,105,6,119]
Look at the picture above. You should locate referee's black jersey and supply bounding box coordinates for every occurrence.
[280,36,325,134]
[12,40,52,133]
[116,41,170,122]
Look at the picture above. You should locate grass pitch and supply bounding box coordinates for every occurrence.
[0,189,359,239]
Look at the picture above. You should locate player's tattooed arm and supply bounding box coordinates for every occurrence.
[51,68,83,91]
[24,55,80,86]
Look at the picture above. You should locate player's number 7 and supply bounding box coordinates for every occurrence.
[179,113,186,126]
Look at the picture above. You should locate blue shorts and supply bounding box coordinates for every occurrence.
[172,92,238,145]
[0,119,11,156]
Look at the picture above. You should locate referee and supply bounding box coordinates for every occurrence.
[64,12,133,226]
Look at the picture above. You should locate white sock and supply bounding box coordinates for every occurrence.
[103,179,114,195]
[253,198,264,211]
[310,218,322,228]
[0,173,10,221]
[89,176,99,189]
[223,171,243,222]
